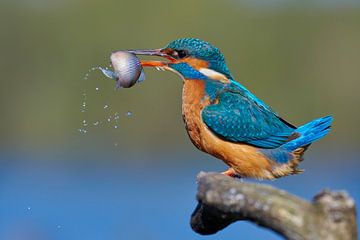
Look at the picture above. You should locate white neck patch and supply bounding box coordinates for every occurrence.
[198,68,229,83]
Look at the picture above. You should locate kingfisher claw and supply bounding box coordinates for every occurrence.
[222,168,241,178]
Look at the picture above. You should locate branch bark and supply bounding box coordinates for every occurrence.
[191,172,357,240]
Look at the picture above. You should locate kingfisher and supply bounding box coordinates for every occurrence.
[127,38,333,179]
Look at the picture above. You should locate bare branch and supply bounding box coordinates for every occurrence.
[191,172,357,240]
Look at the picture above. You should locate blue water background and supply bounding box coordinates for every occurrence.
[0,149,358,240]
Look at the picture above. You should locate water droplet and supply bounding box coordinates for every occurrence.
[104,104,109,109]
[78,128,87,134]
[81,94,87,112]
[125,111,132,117]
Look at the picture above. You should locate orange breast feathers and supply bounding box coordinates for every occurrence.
[181,79,208,150]
[181,79,276,179]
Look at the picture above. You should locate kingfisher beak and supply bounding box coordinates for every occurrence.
[123,48,176,67]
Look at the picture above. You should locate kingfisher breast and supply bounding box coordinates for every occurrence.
[181,79,209,150]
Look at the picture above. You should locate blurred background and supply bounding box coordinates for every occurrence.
[0,0,359,239]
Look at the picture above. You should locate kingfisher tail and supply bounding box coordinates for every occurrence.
[264,115,333,178]
[283,115,333,152]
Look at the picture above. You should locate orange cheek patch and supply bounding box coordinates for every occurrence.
[181,58,230,84]
[182,57,209,70]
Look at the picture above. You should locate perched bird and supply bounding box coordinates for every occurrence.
[126,38,333,179]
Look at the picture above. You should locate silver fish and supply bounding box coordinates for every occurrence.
[110,51,144,88]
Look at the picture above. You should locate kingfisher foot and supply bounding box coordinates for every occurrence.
[221,168,242,178]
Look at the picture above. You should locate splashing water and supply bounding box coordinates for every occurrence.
[80,90,87,113]
[84,66,117,84]
[79,64,136,146]
[78,128,87,134]
[79,67,110,134]
[114,112,120,129]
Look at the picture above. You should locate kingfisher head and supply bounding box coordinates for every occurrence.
[126,38,232,83]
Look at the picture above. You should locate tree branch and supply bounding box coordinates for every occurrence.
[191,172,357,240]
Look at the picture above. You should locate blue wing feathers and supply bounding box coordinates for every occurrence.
[201,79,333,165]
[202,80,332,151]
[202,81,295,148]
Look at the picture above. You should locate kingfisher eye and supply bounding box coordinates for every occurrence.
[177,50,188,58]
[172,50,188,59]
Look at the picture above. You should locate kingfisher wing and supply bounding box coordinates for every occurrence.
[202,88,295,149]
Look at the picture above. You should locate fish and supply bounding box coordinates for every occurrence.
[99,51,145,88]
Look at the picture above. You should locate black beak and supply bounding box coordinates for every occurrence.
[116,48,176,67]
[122,49,169,58]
